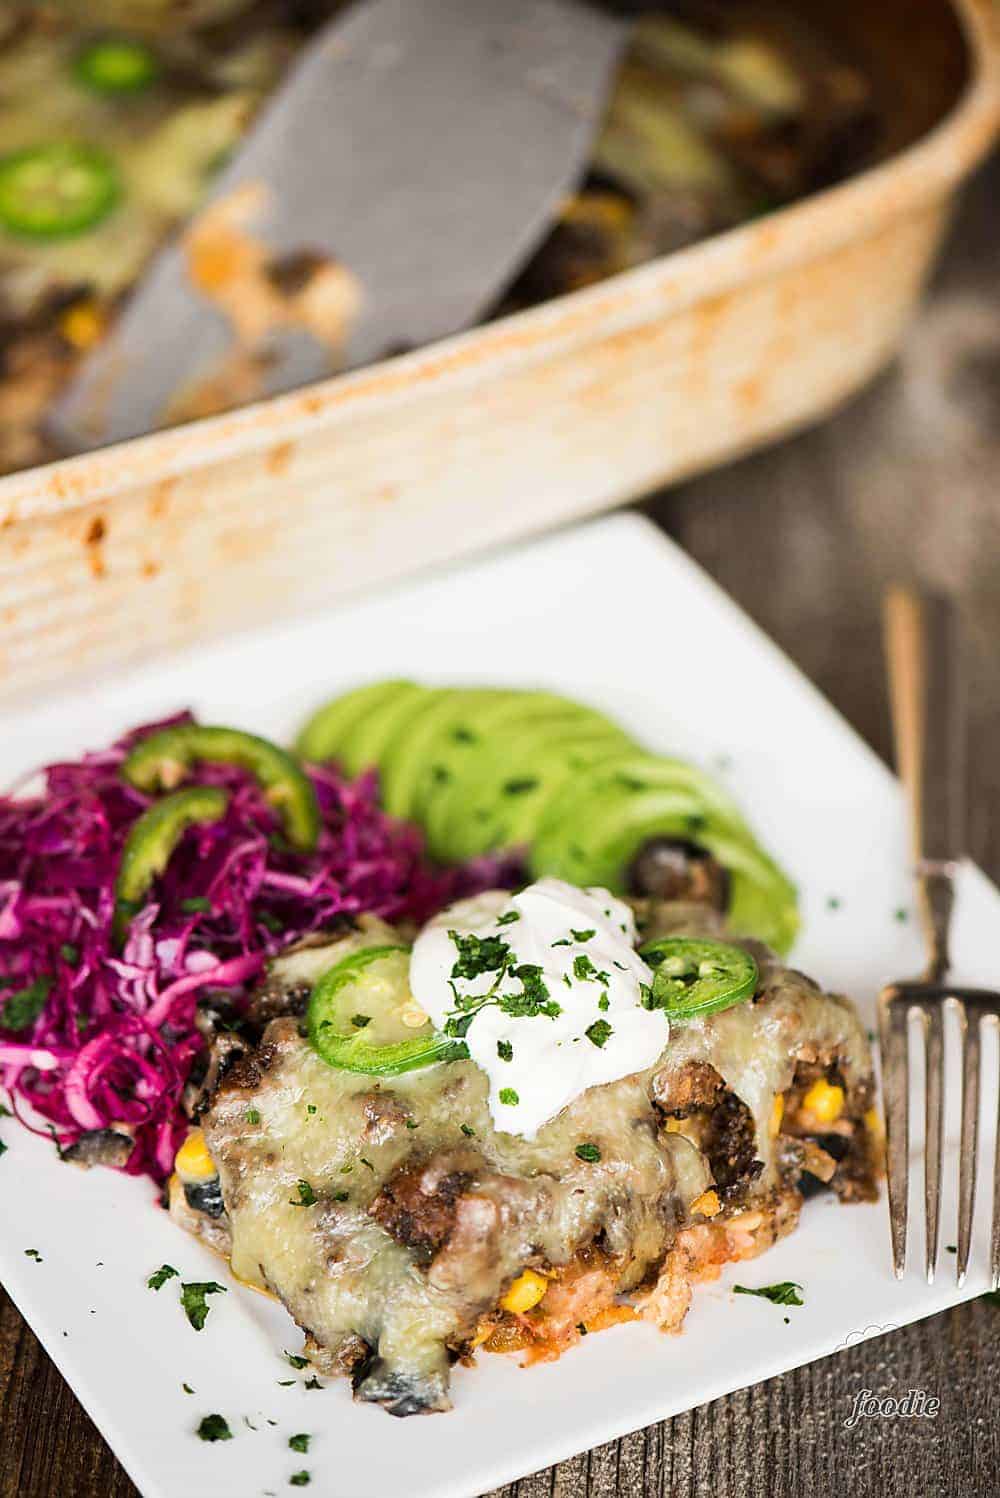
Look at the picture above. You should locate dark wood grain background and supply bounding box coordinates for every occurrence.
[2,152,997,1498]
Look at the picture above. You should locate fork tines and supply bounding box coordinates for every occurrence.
[879,982,1000,1288]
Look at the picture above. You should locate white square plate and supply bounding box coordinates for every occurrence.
[2,514,997,1498]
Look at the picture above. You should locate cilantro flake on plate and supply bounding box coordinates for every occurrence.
[733,1281,804,1307]
[180,1280,227,1330]
[196,1413,232,1442]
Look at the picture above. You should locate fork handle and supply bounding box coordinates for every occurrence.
[883,585,965,982]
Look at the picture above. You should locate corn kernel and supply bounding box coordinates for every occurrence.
[690,1189,721,1218]
[801,1079,845,1126]
[769,1094,785,1138]
[500,1269,549,1315]
[59,300,106,350]
[174,1128,217,1181]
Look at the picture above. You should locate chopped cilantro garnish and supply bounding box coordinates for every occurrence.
[196,1413,232,1442]
[245,1108,261,1125]
[573,954,609,985]
[290,1474,311,1487]
[24,1248,42,1261]
[350,1014,371,1029]
[0,1140,6,1159]
[180,897,211,914]
[498,1088,519,1106]
[498,965,559,1018]
[597,994,609,1012]
[290,1180,317,1207]
[496,911,520,926]
[443,1011,476,1039]
[303,1376,323,1390]
[359,1157,375,1172]
[826,896,842,911]
[733,1281,804,1307]
[284,1352,309,1369]
[551,937,571,947]
[894,907,909,923]
[180,1280,226,1330]
[575,1143,601,1163]
[289,1433,311,1453]
[497,1039,513,1062]
[1,978,52,1032]
[448,929,510,982]
[147,1263,178,1291]
[570,928,595,942]
[182,1383,194,1394]
[585,1019,613,1049]
[333,1190,349,1202]
[404,1118,418,1129]
[460,1123,475,1137]
[306,1104,317,1115]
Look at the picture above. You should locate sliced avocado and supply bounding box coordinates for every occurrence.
[421,691,604,859]
[296,680,415,764]
[532,785,798,953]
[378,687,510,822]
[500,733,635,849]
[428,696,624,861]
[336,682,430,779]
[534,784,738,885]
[532,751,747,863]
[439,721,633,861]
[726,862,799,956]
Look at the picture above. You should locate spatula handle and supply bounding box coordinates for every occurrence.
[883,584,965,981]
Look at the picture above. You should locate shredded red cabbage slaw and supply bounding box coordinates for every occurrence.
[0,715,513,1182]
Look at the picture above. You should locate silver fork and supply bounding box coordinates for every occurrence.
[880,583,1000,1288]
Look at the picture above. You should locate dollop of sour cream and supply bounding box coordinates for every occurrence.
[409,877,668,1138]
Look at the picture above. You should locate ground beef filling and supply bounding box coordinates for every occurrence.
[370,1163,473,1264]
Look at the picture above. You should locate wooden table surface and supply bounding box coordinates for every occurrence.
[2,153,998,1498]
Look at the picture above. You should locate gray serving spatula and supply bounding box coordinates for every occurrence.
[51,0,628,452]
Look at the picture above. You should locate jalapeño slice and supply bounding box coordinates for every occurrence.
[113,785,228,945]
[74,38,160,96]
[638,937,757,1020]
[0,144,121,241]
[122,724,321,852]
[307,945,468,1076]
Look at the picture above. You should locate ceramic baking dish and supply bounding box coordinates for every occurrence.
[0,0,996,704]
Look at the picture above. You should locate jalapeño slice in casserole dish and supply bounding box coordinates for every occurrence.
[0,2,885,473]
[170,878,879,1417]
